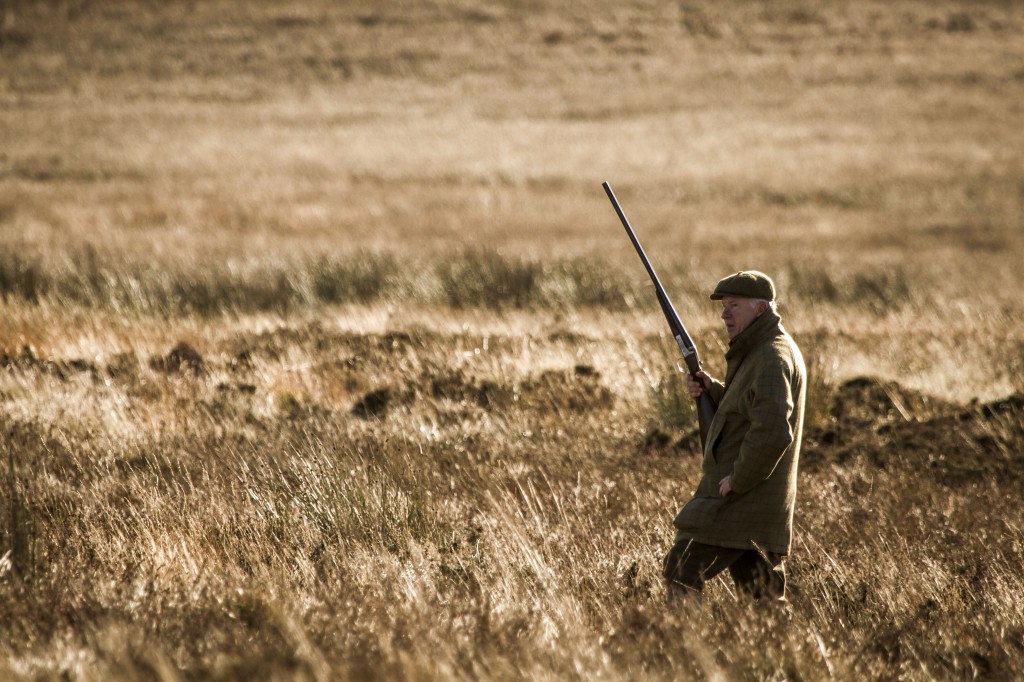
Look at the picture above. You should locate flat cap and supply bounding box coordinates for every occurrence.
[710,270,776,301]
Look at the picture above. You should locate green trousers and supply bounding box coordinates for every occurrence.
[663,536,786,600]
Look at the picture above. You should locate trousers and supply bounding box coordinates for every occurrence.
[663,536,786,600]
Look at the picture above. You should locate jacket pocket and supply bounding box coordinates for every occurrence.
[673,496,723,533]
[706,391,741,462]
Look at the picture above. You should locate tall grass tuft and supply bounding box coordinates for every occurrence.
[0,249,638,314]
[310,254,397,305]
[435,250,542,309]
[0,252,45,304]
[787,264,915,312]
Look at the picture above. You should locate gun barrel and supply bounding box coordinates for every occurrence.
[602,182,699,360]
[603,181,718,449]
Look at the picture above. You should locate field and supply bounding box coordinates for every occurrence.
[2,0,1023,679]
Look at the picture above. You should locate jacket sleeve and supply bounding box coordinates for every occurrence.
[707,378,726,405]
[728,355,795,495]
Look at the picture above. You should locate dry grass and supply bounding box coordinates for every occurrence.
[2,0,1023,679]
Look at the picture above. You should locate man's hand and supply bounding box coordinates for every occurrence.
[719,475,733,497]
[685,371,714,398]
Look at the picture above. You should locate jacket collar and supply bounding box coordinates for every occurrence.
[725,308,782,364]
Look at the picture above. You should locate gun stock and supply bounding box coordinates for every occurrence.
[602,182,717,449]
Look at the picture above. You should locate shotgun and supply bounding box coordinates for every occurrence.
[602,181,717,449]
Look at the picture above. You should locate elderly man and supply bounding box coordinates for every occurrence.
[663,270,806,604]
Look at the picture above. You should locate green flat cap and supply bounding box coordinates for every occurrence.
[710,270,776,301]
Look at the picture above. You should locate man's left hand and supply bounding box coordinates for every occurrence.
[719,475,733,497]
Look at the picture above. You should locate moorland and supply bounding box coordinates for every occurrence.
[1,1,1023,679]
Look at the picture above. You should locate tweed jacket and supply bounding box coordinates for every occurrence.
[673,310,806,555]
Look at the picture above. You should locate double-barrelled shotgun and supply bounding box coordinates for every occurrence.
[602,181,717,449]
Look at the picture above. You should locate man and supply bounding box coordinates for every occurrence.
[663,270,806,604]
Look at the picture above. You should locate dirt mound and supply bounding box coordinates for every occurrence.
[516,365,613,414]
[149,342,204,373]
[0,345,99,380]
[971,392,1024,419]
[828,376,955,428]
[806,380,1023,486]
[351,386,414,419]
[429,371,512,410]
[421,365,611,415]
[877,392,1024,486]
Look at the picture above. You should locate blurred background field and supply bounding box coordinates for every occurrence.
[3,0,1023,398]
[2,1,1023,679]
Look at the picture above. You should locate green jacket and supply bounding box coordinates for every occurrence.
[673,309,806,555]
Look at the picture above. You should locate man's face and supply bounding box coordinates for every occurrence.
[720,296,767,340]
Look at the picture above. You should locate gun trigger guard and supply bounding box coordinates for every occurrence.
[676,359,686,374]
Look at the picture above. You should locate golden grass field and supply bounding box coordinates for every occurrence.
[2,0,1023,679]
